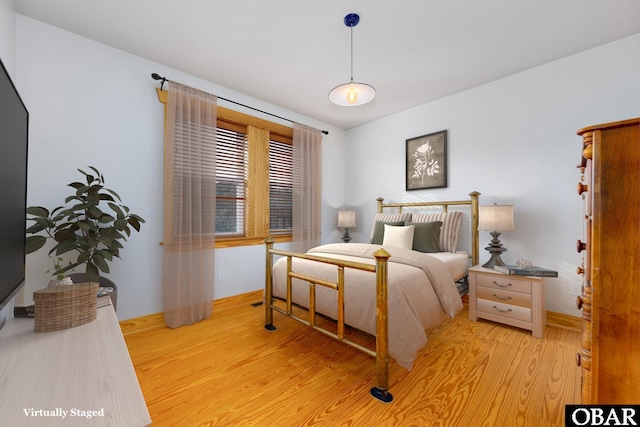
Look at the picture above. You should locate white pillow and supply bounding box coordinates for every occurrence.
[412,211,463,252]
[382,224,415,249]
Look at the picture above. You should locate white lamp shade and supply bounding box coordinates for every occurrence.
[478,204,515,231]
[329,82,376,106]
[338,209,356,228]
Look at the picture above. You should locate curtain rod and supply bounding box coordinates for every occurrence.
[151,73,329,135]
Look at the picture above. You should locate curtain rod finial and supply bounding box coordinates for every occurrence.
[151,73,167,90]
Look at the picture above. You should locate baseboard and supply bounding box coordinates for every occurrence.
[546,310,581,332]
[119,289,264,335]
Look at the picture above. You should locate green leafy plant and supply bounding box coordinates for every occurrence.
[26,166,145,282]
[48,256,72,281]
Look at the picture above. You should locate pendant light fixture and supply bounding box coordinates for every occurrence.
[329,13,376,106]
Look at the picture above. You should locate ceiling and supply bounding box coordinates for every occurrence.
[14,0,640,130]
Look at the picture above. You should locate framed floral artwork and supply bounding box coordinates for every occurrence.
[406,130,447,190]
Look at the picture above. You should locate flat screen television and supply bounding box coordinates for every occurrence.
[0,56,29,312]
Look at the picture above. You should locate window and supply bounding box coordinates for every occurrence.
[214,116,294,248]
[211,126,295,238]
[159,88,294,248]
[213,117,294,247]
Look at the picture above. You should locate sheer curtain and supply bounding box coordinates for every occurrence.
[163,81,217,328]
[292,123,323,252]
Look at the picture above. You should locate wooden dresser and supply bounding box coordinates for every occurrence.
[576,117,640,404]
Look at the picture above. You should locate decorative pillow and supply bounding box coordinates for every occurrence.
[408,221,442,253]
[369,212,411,245]
[412,211,463,252]
[382,224,415,249]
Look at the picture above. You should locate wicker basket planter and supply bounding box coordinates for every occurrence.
[34,282,99,333]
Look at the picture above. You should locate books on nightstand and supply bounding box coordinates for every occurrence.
[494,264,558,277]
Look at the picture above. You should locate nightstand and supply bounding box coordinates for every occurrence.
[468,265,546,338]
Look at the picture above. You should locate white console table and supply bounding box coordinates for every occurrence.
[0,300,151,426]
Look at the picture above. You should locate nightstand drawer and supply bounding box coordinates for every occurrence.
[475,274,532,294]
[477,286,531,308]
[477,298,532,322]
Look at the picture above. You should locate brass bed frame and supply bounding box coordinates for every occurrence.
[264,191,480,402]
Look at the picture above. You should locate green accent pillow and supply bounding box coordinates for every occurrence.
[370,221,405,244]
[409,221,443,253]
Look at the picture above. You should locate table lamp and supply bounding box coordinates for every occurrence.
[338,209,356,243]
[478,204,515,268]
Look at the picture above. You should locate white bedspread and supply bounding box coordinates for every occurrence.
[272,243,463,370]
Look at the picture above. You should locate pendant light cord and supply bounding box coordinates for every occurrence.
[350,25,354,83]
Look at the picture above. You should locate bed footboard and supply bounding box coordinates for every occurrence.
[264,238,393,403]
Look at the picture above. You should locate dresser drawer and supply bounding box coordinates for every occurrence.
[477,298,532,323]
[475,274,532,294]
[477,286,531,309]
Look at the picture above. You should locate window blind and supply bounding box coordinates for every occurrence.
[215,127,247,236]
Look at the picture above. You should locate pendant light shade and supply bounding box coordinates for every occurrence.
[329,13,376,107]
[329,81,376,106]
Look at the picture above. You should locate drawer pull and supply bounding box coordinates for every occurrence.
[577,182,588,195]
[576,240,587,253]
[493,293,512,301]
[576,296,583,310]
[576,352,582,367]
[492,280,512,288]
[492,305,513,313]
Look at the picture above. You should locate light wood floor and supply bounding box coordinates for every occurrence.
[120,291,581,427]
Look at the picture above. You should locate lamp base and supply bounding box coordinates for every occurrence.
[482,253,507,269]
[341,228,352,243]
[482,231,507,269]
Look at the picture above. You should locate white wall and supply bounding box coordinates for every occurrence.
[15,15,346,320]
[345,33,640,316]
[0,0,15,71]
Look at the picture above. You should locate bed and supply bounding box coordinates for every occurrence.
[264,191,480,402]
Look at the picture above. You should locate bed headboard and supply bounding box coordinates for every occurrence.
[375,191,480,266]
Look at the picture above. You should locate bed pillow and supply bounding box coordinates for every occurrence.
[369,212,411,245]
[382,224,415,249]
[408,221,442,253]
[412,211,463,253]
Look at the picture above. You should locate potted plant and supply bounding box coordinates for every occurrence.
[26,166,145,283]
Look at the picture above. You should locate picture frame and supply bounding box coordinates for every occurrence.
[406,130,448,190]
